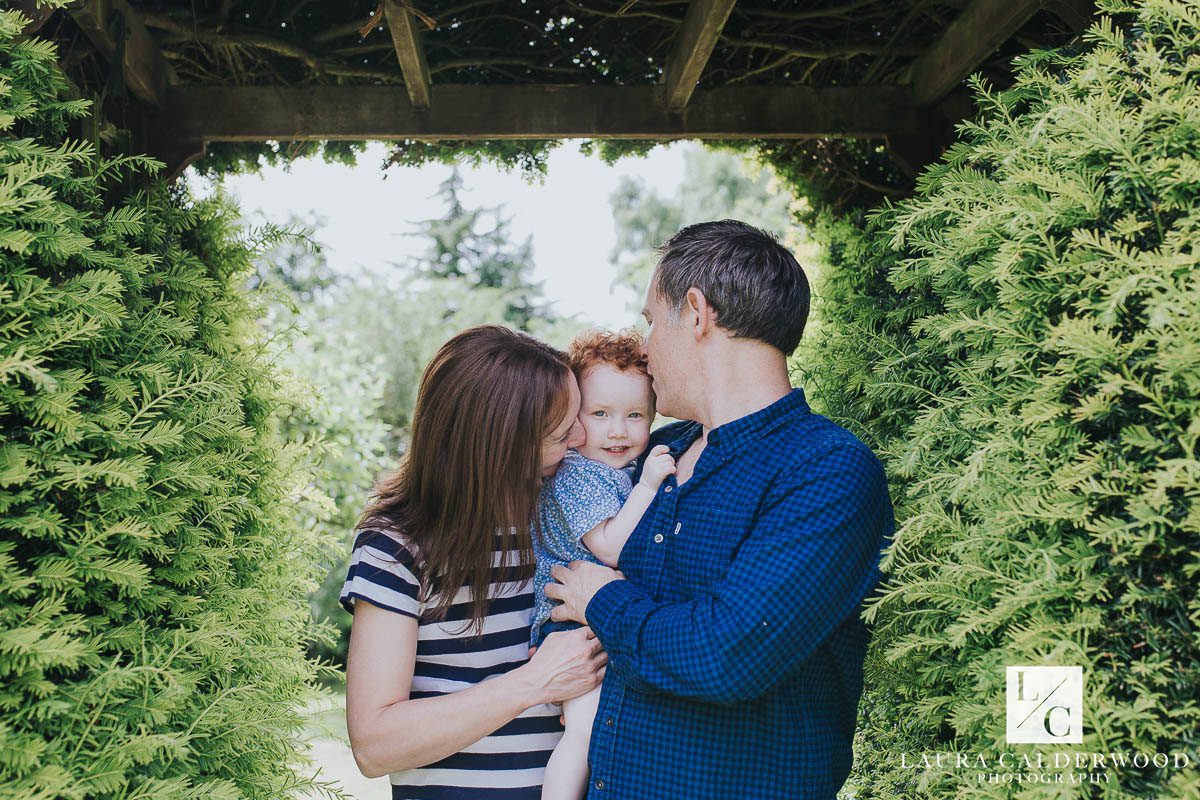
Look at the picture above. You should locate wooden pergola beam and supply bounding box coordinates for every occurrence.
[16,1,56,36]
[68,0,172,108]
[383,0,432,109]
[663,0,737,113]
[908,0,1044,107]
[144,85,930,150]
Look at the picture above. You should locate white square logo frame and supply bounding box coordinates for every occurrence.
[1006,666,1083,744]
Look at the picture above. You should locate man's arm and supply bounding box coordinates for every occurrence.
[584,441,893,705]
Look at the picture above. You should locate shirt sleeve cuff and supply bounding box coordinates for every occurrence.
[586,578,645,655]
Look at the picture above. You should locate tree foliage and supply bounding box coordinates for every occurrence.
[609,146,796,304]
[407,169,552,331]
[792,2,1200,795]
[250,220,393,674]
[0,10,335,798]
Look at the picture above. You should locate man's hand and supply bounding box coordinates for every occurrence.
[544,561,624,625]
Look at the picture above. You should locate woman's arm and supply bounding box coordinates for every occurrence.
[345,600,606,778]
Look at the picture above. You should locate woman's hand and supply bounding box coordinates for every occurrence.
[517,627,606,706]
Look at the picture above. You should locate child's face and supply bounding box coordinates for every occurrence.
[576,364,654,469]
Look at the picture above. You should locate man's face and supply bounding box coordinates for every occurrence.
[640,277,691,420]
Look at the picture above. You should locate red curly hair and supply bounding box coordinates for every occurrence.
[567,327,649,380]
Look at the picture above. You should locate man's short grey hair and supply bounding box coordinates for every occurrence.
[652,219,810,354]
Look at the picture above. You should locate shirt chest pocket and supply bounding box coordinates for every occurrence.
[663,504,756,595]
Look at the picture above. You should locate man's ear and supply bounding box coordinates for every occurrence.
[685,287,717,341]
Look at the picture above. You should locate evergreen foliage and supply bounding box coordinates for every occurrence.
[407,169,552,331]
[0,11,334,798]
[791,1,1200,795]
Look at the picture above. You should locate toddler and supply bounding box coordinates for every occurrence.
[531,328,675,800]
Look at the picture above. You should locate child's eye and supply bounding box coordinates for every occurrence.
[593,410,607,418]
[628,412,643,419]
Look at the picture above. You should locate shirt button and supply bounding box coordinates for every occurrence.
[654,534,664,543]
[663,485,673,493]
[595,779,605,790]
[605,717,614,726]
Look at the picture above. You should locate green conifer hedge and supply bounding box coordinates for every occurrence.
[794,1,1199,796]
[0,10,330,799]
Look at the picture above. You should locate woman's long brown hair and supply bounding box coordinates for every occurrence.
[359,324,572,636]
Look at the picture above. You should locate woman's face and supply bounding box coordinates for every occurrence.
[540,373,584,477]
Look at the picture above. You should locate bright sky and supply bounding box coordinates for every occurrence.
[197,141,695,328]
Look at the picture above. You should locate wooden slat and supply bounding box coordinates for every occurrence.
[1045,0,1095,31]
[663,0,737,112]
[383,0,432,109]
[69,0,171,108]
[16,1,56,36]
[145,84,930,145]
[908,0,1044,107]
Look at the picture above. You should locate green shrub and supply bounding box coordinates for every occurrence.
[795,1,1200,796]
[0,10,332,799]
[250,228,394,673]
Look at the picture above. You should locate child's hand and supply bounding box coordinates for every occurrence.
[638,444,676,488]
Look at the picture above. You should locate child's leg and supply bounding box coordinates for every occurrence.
[540,684,603,800]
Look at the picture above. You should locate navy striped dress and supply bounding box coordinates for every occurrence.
[340,528,565,800]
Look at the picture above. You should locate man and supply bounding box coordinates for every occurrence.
[544,219,895,799]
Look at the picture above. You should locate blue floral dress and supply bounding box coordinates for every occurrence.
[530,450,634,647]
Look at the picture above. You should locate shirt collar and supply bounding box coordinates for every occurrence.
[706,387,810,452]
[654,387,810,459]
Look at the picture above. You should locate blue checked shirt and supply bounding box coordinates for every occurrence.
[583,388,894,800]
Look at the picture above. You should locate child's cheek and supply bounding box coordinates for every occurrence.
[633,420,653,449]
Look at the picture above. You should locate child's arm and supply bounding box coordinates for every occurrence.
[581,445,675,568]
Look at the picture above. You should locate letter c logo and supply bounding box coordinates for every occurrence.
[1044,706,1071,737]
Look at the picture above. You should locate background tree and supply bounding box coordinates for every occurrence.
[251,220,393,673]
[250,175,574,671]
[408,168,551,331]
[608,147,798,305]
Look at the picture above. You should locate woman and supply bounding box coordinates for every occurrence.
[341,325,605,799]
